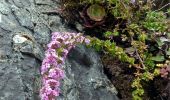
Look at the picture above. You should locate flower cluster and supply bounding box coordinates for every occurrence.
[160,66,170,78]
[40,32,90,100]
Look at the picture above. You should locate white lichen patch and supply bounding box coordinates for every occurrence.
[13,35,27,44]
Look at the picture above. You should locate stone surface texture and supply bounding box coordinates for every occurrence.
[0,0,118,100]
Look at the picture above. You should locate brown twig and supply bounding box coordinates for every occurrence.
[154,3,170,12]
[130,36,145,69]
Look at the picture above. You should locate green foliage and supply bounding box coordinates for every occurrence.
[143,11,167,32]
[61,0,170,99]
[104,31,113,38]
[151,55,165,62]
[89,37,135,65]
[138,33,147,42]
[141,72,154,81]
[132,88,144,100]
[167,49,170,56]
[132,78,143,100]
[142,52,155,70]
[153,68,160,76]
[104,31,119,38]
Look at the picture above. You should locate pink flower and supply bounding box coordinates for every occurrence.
[47,40,61,49]
[48,68,65,79]
[45,49,58,59]
[41,63,51,74]
[131,0,135,4]
[167,66,170,72]
[40,85,60,100]
[160,66,170,78]
[43,79,60,87]
[84,38,90,45]
[40,32,91,100]
[51,32,60,40]
[76,36,85,43]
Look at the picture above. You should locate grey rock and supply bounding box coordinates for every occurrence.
[13,9,34,29]
[35,0,53,5]
[0,28,37,100]
[48,15,67,32]
[0,0,119,100]
[75,22,84,32]
[0,14,20,31]
[0,1,11,14]
[13,0,31,8]
[34,23,50,44]
[12,33,44,61]
[58,45,118,100]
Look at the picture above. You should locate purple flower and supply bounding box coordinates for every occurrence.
[40,32,91,100]
[40,85,60,100]
[41,63,51,74]
[51,32,60,40]
[131,0,135,4]
[76,36,85,43]
[43,79,60,87]
[160,66,170,78]
[84,38,90,45]
[48,68,65,79]
[45,49,58,59]
[47,40,61,49]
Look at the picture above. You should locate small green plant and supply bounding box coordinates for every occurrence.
[143,11,168,32]
[87,4,106,21]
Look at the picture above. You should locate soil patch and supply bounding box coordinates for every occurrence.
[101,55,170,100]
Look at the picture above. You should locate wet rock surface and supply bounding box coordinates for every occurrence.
[0,0,118,100]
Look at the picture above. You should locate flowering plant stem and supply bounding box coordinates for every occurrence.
[40,32,90,100]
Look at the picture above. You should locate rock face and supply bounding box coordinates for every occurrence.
[59,45,118,100]
[0,0,118,100]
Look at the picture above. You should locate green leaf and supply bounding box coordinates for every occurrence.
[94,45,101,51]
[113,31,119,36]
[167,33,170,38]
[151,55,165,62]
[104,31,112,38]
[156,39,164,48]
[167,8,170,14]
[138,33,147,42]
[167,49,170,56]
